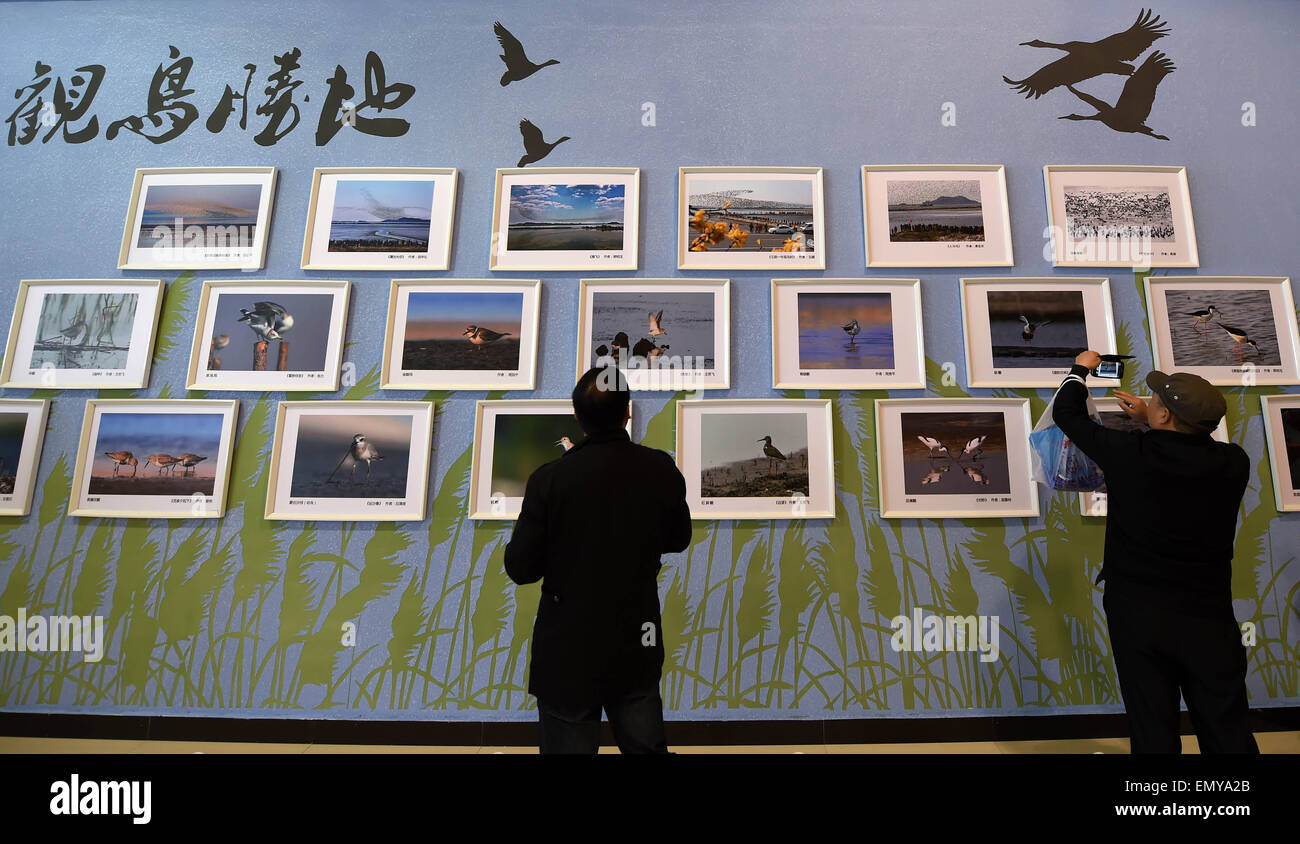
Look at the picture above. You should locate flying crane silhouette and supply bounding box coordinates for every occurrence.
[494,21,560,86]
[1059,51,1176,140]
[1003,8,1170,99]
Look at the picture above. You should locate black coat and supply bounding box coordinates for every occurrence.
[1052,365,1249,618]
[503,428,693,708]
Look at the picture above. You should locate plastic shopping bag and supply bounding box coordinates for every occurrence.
[1028,385,1106,491]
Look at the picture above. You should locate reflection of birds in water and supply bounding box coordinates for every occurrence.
[1060,51,1176,141]
[962,464,992,486]
[177,453,208,476]
[555,436,575,452]
[494,21,559,86]
[648,310,667,337]
[327,434,384,484]
[1004,8,1170,99]
[104,450,138,477]
[1186,305,1218,333]
[916,436,950,458]
[238,302,292,342]
[1018,314,1053,341]
[757,435,788,474]
[517,119,570,167]
[146,453,180,476]
[464,325,511,352]
[921,461,951,485]
[1216,322,1261,361]
[961,435,987,460]
[842,319,860,344]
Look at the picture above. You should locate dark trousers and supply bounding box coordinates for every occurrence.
[1103,588,1258,754]
[537,686,670,754]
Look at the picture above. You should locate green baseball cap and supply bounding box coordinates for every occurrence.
[1145,370,1226,435]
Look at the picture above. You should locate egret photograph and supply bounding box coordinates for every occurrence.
[986,289,1089,369]
[87,411,227,497]
[29,291,138,371]
[797,291,894,370]
[327,179,435,252]
[886,179,984,242]
[402,290,524,371]
[289,413,414,499]
[898,411,1010,496]
[489,413,587,499]
[700,413,809,499]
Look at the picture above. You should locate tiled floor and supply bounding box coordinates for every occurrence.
[2,732,1296,754]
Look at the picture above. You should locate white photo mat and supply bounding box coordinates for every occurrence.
[577,278,730,391]
[676,399,835,520]
[118,167,277,270]
[265,401,434,521]
[490,167,640,271]
[862,165,1013,268]
[301,167,457,270]
[0,399,50,517]
[960,276,1118,388]
[1260,395,1300,513]
[772,278,925,389]
[678,167,826,270]
[1043,165,1198,268]
[186,280,350,392]
[382,279,541,391]
[1,278,164,389]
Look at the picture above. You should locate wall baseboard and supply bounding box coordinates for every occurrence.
[3,708,1297,747]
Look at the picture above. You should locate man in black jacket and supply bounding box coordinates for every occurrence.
[1053,351,1258,754]
[504,366,693,753]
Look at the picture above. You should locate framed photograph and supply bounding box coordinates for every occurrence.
[676,399,835,520]
[301,167,457,270]
[0,399,50,517]
[577,278,729,391]
[382,279,541,391]
[861,165,1012,268]
[470,399,632,520]
[69,399,239,519]
[875,398,1039,519]
[960,276,1118,388]
[1145,276,1300,386]
[1043,165,1198,268]
[678,167,825,270]
[1,278,165,389]
[489,167,639,271]
[265,401,434,522]
[772,278,925,390]
[118,166,277,270]
[1261,395,1300,513]
[186,280,351,392]
[1080,397,1228,517]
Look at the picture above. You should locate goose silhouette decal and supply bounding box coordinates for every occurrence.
[516,118,570,167]
[494,21,560,86]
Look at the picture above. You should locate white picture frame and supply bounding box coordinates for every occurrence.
[0,398,50,517]
[118,166,277,270]
[678,167,826,270]
[861,164,1013,268]
[301,167,458,271]
[265,401,434,522]
[1,278,165,390]
[875,397,1039,519]
[676,398,835,520]
[771,278,926,390]
[381,278,541,391]
[186,280,351,392]
[1043,165,1198,268]
[489,167,640,271]
[1260,395,1300,513]
[69,399,239,519]
[1144,276,1300,386]
[960,276,1118,388]
[577,278,730,392]
[470,399,632,520]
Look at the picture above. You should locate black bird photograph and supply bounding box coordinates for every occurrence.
[1004,8,1170,99]
[1059,50,1176,140]
[494,21,559,86]
[517,118,570,167]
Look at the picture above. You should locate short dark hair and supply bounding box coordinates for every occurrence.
[572,366,629,433]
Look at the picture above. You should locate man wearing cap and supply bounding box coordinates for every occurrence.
[1052,350,1258,754]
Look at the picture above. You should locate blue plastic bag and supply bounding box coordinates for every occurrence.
[1029,387,1106,492]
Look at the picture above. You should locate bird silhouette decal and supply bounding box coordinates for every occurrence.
[494,21,559,86]
[517,119,570,167]
[1059,51,1176,140]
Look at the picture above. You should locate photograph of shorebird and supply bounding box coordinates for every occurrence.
[290,414,413,499]
[899,412,1010,495]
[0,412,28,495]
[507,183,623,251]
[590,290,715,369]
[986,290,1088,369]
[493,21,559,87]
[208,293,333,373]
[1281,408,1300,492]
[700,413,810,498]
[87,411,225,496]
[31,292,138,371]
[326,179,435,252]
[489,414,586,498]
[516,119,570,168]
[1164,290,1282,367]
[796,291,894,370]
[401,290,524,371]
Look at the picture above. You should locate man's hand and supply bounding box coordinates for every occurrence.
[1075,350,1103,371]
[1113,389,1149,423]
